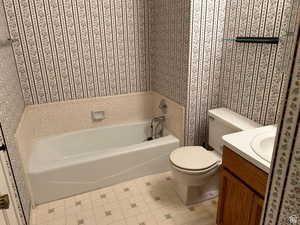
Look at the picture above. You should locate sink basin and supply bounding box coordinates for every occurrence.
[250,132,276,162]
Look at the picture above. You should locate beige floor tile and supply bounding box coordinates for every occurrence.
[120,197,149,218]
[31,172,218,225]
[51,218,67,225]
[125,214,158,225]
[94,204,124,225]
[48,199,66,209]
[113,181,142,200]
[91,188,118,207]
[110,220,127,225]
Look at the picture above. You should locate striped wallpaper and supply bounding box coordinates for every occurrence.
[186,0,226,145]
[262,19,300,225]
[150,0,190,106]
[186,0,298,145]
[3,0,298,146]
[3,0,151,105]
[219,0,298,126]
[2,1,300,223]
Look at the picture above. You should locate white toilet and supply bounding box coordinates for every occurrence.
[169,108,260,205]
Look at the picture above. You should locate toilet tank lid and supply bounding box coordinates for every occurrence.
[208,108,261,131]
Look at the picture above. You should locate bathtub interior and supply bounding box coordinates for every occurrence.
[30,121,153,163]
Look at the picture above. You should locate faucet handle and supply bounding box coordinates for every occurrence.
[159,99,168,114]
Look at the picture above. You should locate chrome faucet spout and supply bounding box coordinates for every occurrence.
[150,116,165,140]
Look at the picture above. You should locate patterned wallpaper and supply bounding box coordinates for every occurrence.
[0,2,30,223]
[151,0,299,146]
[3,0,151,105]
[1,1,299,223]
[149,0,227,145]
[262,17,300,225]
[150,0,190,106]
[185,0,226,145]
[186,0,298,145]
[2,0,298,146]
[219,0,296,125]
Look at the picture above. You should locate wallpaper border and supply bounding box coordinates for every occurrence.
[261,18,300,225]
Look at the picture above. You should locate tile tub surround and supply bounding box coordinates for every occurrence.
[152,92,185,145]
[16,92,185,165]
[30,172,218,225]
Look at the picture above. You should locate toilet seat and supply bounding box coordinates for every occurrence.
[171,162,220,175]
[169,146,221,174]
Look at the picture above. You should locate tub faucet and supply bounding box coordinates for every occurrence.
[150,116,165,139]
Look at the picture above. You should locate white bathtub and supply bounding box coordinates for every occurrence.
[28,121,179,204]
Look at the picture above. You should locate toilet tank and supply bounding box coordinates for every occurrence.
[208,108,261,155]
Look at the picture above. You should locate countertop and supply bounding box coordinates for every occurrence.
[222,125,277,173]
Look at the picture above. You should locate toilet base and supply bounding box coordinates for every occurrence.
[174,171,219,205]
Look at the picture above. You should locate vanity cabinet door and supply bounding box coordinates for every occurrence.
[249,195,264,225]
[217,168,255,225]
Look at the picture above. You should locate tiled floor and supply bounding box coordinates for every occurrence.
[31,172,218,225]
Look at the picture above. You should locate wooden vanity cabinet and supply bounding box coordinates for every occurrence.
[249,195,265,225]
[217,147,268,225]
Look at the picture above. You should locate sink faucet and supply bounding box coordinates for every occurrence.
[150,116,165,139]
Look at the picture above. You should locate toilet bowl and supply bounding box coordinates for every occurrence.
[169,108,261,205]
[170,146,221,205]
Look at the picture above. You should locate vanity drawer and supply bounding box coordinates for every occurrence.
[222,147,268,197]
